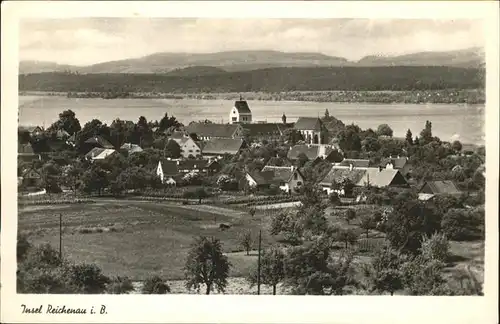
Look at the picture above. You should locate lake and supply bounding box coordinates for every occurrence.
[18,96,485,145]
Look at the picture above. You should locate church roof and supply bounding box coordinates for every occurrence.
[294,117,322,131]
[234,101,252,114]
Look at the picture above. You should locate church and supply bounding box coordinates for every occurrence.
[229,96,253,124]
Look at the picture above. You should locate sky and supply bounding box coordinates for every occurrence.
[19,18,485,66]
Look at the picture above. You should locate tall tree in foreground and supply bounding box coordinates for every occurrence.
[247,246,286,295]
[363,245,405,296]
[184,236,231,295]
[405,129,413,145]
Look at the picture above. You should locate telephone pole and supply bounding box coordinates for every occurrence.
[59,213,62,259]
[257,229,262,295]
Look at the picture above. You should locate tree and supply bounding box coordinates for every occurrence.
[337,228,359,249]
[328,192,340,206]
[159,112,181,132]
[184,236,231,295]
[363,245,405,295]
[164,139,181,159]
[324,109,330,119]
[55,109,81,135]
[405,129,413,145]
[344,209,356,225]
[61,164,83,198]
[69,263,111,294]
[194,187,209,204]
[441,208,484,241]
[141,275,170,294]
[385,199,442,254]
[359,215,375,238]
[247,246,286,295]
[282,128,304,145]
[451,140,463,152]
[81,165,109,195]
[419,232,450,264]
[238,230,253,256]
[400,256,450,295]
[248,207,256,218]
[377,124,393,137]
[284,243,357,295]
[420,120,433,143]
[107,276,134,294]
[41,162,62,194]
[296,153,309,168]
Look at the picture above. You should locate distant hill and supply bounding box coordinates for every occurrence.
[19,61,79,74]
[19,48,485,75]
[357,47,485,68]
[165,66,227,77]
[19,66,485,93]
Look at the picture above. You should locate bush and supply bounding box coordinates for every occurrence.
[107,276,135,294]
[441,208,484,241]
[141,275,170,294]
[419,232,450,263]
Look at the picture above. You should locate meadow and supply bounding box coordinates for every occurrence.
[18,200,484,294]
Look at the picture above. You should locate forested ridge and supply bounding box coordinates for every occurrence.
[19,66,484,93]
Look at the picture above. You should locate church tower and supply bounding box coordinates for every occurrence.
[282,113,287,124]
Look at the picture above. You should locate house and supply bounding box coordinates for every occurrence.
[293,117,324,144]
[418,180,462,201]
[18,143,41,162]
[287,144,342,163]
[201,138,246,158]
[82,135,114,154]
[167,134,202,158]
[379,156,411,176]
[120,143,143,155]
[185,123,244,141]
[242,166,305,194]
[156,159,179,185]
[19,167,42,188]
[85,148,117,161]
[241,123,293,141]
[229,98,252,124]
[66,133,77,147]
[177,159,221,176]
[55,129,71,140]
[261,166,305,193]
[335,159,371,168]
[319,165,409,196]
[18,126,44,138]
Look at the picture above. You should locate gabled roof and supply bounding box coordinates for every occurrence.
[21,167,41,178]
[294,117,322,131]
[84,135,114,149]
[247,170,276,186]
[234,100,252,114]
[18,143,35,154]
[319,166,407,188]
[85,147,116,160]
[319,166,366,187]
[177,159,209,171]
[202,138,244,155]
[379,157,408,169]
[338,159,371,168]
[420,181,461,195]
[120,143,143,154]
[185,123,241,139]
[287,144,335,161]
[241,123,283,137]
[261,166,302,183]
[18,126,42,133]
[159,160,179,176]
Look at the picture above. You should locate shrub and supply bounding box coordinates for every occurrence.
[141,275,170,294]
[107,276,134,294]
[419,232,450,263]
[441,208,484,241]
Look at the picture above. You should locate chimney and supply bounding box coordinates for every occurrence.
[176,160,180,165]
[349,164,353,171]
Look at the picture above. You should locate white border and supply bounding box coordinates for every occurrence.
[2,2,499,323]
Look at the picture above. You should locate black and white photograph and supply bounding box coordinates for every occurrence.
[1,1,499,323]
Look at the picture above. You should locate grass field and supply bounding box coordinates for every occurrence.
[18,201,279,280]
[18,201,484,293]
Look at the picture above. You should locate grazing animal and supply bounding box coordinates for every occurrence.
[219,223,231,231]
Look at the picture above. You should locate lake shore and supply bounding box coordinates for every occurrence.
[19,89,485,104]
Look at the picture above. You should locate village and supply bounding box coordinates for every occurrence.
[17,98,486,295]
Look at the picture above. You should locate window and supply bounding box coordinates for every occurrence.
[294,173,298,180]
[189,150,193,152]
[297,181,302,186]
[232,117,237,121]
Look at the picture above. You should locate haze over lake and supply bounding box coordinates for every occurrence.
[18,96,485,145]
